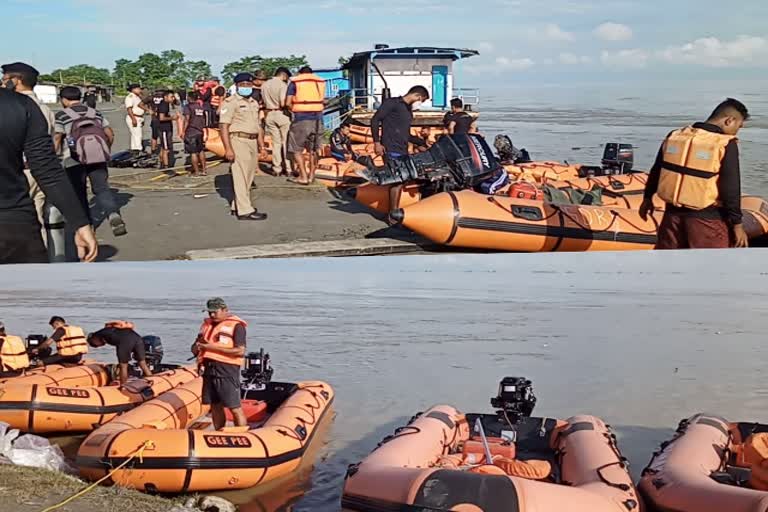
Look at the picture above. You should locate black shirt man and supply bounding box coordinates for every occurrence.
[87,325,153,384]
[0,88,95,264]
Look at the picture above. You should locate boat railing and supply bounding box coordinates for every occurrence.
[340,88,481,111]
[453,88,480,109]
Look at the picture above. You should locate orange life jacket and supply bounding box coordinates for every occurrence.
[105,321,135,330]
[198,315,248,367]
[290,73,325,113]
[657,126,736,210]
[740,433,768,490]
[58,325,88,357]
[0,335,30,371]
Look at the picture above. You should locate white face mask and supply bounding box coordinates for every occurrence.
[411,101,423,111]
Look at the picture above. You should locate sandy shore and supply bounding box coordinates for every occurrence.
[79,102,389,261]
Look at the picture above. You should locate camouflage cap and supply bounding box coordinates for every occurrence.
[203,297,228,312]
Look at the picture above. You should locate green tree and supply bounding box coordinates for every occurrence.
[113,58,142,90]
[174,60,212,89]
[40,64,111,85]
[221,55,309,85]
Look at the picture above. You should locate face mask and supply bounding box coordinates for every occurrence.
[238,87,253,97]
[411,101,423,111]
[3,79,16,91]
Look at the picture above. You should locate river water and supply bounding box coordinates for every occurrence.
[480,81,768,196]
[3,250,768,509]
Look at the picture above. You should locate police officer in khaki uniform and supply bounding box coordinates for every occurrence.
[220,73,268,221]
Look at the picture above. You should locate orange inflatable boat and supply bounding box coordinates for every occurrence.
[639,414,768,512]
[77,354,334,493]
[0,365,198,433]
[0,361,109,387]
[393,190,768,252]
[342,377,641,512]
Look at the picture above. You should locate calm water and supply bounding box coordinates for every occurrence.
[481,81,768,195]
[3,250,768,510]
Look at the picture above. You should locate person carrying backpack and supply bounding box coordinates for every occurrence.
[54,86,126,237]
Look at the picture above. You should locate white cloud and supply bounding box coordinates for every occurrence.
[542,23,574,42]
[559,52,592,65]
[659,35,768,67]
[495,56,535,70]
[594,22,633,41]
[477,41,495,53]
[600,49,649,68]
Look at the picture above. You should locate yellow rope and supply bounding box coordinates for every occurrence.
[39,440,155,512]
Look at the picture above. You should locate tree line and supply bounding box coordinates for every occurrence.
[40,50,314,91]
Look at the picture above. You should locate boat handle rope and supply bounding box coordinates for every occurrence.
[595,461,632,492]
[39,440,155,512]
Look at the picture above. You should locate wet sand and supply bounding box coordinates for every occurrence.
[85,104,387,261]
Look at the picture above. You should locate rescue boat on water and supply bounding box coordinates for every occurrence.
[76,350,334,494]
[342,377,641,512]
[0,365,198,434]
[639,414,768,512]
[392,190,768,253]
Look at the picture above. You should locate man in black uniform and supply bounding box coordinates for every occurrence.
[181,91,212,177]
[155,90,178,169]
[371,85,430,223]
[0,88,98,264]
[87,323,153,384]
[150,90,165,154]
[330,122,357,162]
[443,98,476,135]
[83,88,98,109]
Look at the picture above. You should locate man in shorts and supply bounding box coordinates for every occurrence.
[192,297,247,430]
[286,66,326,185]
[87,322,153,385]
[155,90,178,169]
[181,91,212,176]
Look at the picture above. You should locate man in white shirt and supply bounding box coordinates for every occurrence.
[2,62,56,247]
[124,84,147,153]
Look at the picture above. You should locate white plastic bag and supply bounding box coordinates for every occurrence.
[0,422,77,474]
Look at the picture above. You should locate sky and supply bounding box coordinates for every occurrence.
[4,0,768,87]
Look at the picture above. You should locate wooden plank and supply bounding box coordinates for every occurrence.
[185,238,436,260]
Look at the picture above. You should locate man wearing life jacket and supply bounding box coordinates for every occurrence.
[0,321,31,378]
[286,66,326,185]
[87,320,153,385]
[640,98,750,250]
[191,297,248,430]
[34,316,88,366]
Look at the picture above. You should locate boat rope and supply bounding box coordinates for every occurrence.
[39,440,155,512]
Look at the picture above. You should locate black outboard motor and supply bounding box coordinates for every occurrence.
[26,334,51,364]
[362,133,501,191]
[601,143,634,174]
[141,335,164,372]
[491,377,537,425]
[242,348,274,391]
